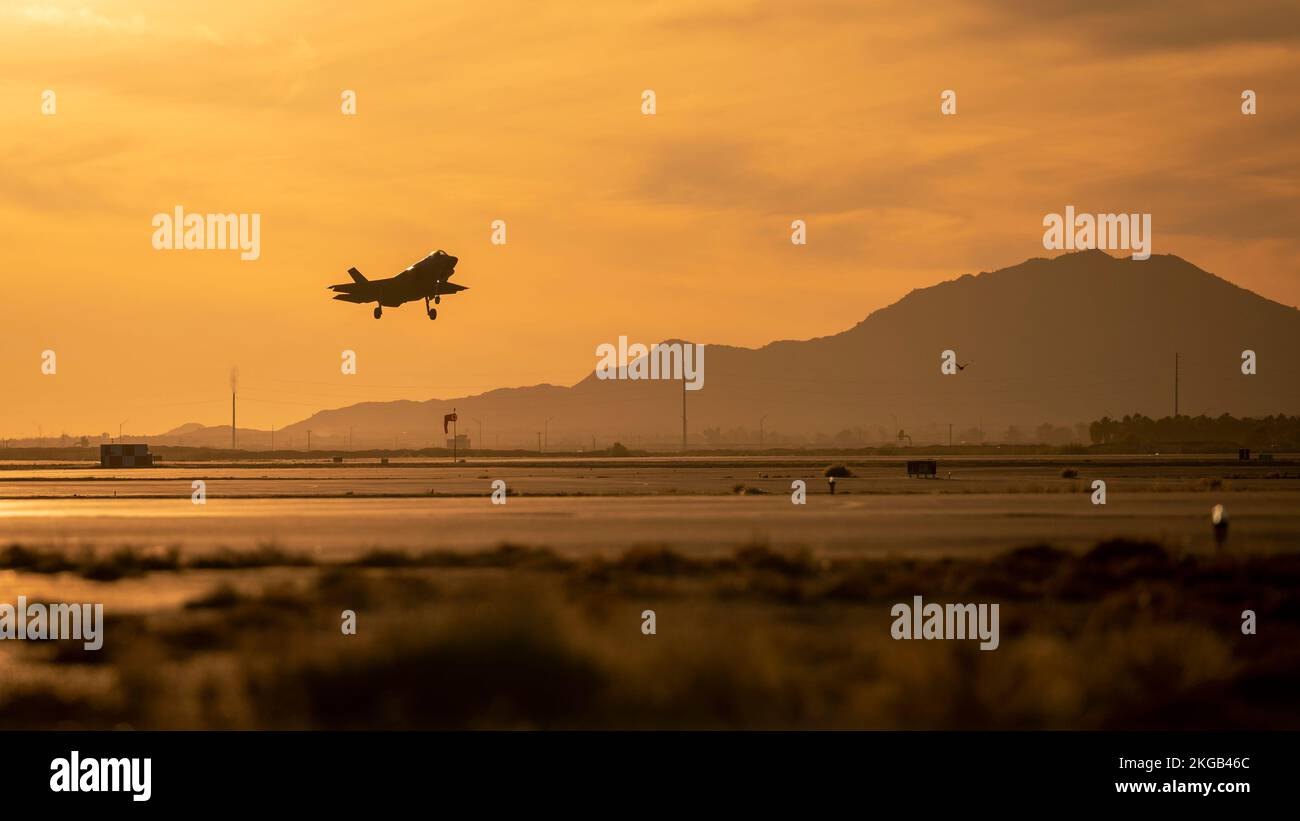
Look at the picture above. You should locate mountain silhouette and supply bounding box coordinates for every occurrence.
[160,251,1300,448]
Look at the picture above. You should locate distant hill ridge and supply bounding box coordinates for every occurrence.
[155,251,1300,449]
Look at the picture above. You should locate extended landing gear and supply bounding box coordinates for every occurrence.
[424,296,438,320]
[373,305,382,319]
[428,308,437,320]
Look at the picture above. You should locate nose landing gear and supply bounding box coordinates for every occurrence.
[373,305,382,319]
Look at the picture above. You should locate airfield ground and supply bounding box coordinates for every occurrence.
[0,455,1295,558]
[0,454,1296,729]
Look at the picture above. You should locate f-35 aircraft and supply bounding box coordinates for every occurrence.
[328,250,467,319]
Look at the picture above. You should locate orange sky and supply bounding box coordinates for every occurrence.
[2,0,1297,438]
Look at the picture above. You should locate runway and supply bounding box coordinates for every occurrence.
[1,491,1296,559]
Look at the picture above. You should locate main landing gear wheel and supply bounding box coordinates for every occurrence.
[428,307,438,320]
[373,306,382,319]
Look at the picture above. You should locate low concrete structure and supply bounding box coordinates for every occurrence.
[100,443,154,468]
[907,459,937,478]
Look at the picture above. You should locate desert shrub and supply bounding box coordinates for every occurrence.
[0,544,75,574]
[731,544,818,577]
[188,545,312,569]
[613,545,704,576]
[185,583,243,610]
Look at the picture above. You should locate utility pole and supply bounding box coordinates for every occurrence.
[681,377,687,452]
[1174,352,1180,417]
[230,367,239,450]
[307,430,312,452]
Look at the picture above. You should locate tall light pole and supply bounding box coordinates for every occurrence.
[681,376,687,452]
[118,420,127,443]
[230,367,238,451]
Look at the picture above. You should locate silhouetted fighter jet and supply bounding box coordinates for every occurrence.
[328,250,467,319]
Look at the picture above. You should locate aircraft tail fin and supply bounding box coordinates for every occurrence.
[347,267,366,283]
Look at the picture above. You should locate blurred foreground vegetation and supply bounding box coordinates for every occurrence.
[0,538,1295,730]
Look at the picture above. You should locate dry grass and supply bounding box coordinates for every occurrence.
[0,538,1296,729]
